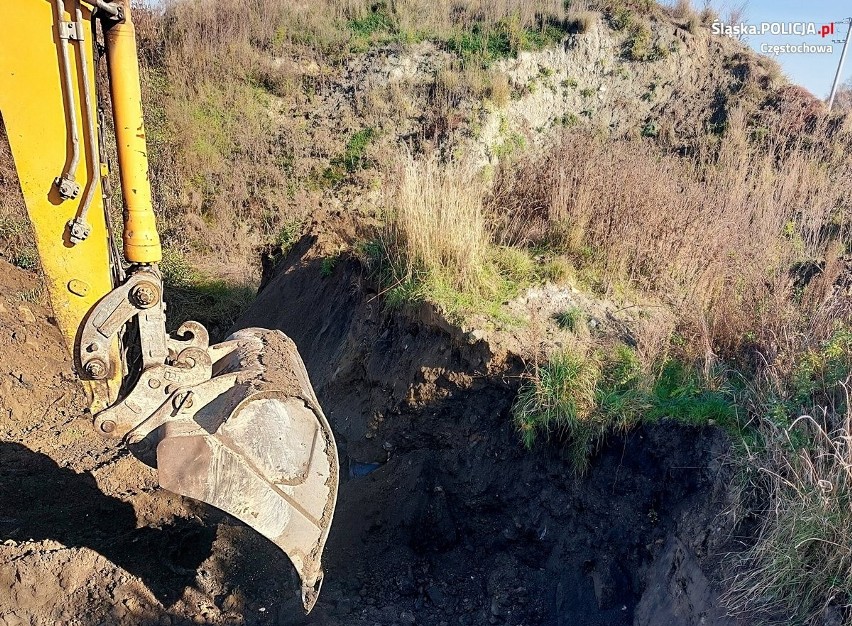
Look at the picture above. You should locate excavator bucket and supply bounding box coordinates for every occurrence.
[154,329,338,612]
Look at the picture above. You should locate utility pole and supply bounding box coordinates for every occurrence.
[828,17,852,111]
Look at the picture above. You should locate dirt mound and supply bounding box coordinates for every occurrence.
[0,241,740,626]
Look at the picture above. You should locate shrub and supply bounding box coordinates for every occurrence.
[640,120,659,137]
[275,219,304,257]
[791,328,852,407]
[557,113,579,127]
[699,6,719,25]
[667,0,693,20]
[609,7,634,31]
[320,256,338,278]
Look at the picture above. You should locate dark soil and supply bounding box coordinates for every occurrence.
[236,236,739,626]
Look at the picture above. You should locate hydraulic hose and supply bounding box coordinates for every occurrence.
[67,3,100,244]
[53,0,81,195]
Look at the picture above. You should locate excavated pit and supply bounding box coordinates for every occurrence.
[0,236,740,626]
[235,235,739,626]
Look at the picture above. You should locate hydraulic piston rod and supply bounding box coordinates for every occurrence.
[103,1,162,264]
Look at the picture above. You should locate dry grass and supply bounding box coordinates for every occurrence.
[488,71,511,107]
[487,109,852,361]
[144,0,572,67]
[567,11,597,34]
[382,154,489,293]
[726,346,852,624]
[373,152,567,318]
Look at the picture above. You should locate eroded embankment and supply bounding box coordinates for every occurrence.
[235,235,740,626]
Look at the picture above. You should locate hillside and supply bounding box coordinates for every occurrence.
[131,0,797,285]
[1,1,851,625]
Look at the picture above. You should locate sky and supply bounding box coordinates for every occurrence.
[718,0,852,98]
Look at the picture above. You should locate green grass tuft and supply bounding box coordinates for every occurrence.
[320,256,338,278]
[645,360,738,427]
[366,239,557,325]
[554,306,585,332]
[274,218,304,257]
[513,350,602,470]
[624,22,651,60]
[348,4,395,38]
[11,247,38,271]
[514,345,742,472]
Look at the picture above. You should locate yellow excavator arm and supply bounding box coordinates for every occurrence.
[0,0,124,411]
[0,0,338,612]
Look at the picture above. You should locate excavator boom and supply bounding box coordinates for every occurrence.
[0,0,338,611]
